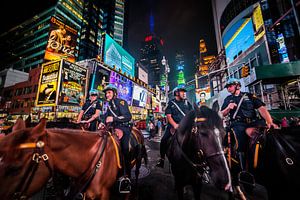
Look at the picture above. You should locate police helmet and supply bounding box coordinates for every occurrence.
[225,78,241,88]
[89,89,99,96]
[173,85,187,96]
[103,84,118,94]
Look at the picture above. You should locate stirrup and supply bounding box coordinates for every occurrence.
[118,176,131,193]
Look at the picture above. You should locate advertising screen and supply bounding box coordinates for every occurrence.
[195,87,211,105]
[132,85,148,108]
[58,60,87,107]
[138,67,148,84]
[36,60,61,107]
[223,18,255,64]
[109,71,133,105]
[44,16,78,62]
[89,65,111,97]
[104,34,135,77]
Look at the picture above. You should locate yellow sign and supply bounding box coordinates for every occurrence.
[36,60,62,107]
[253,4,265,42]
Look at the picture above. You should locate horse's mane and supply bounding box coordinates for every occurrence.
[178,105,223,134]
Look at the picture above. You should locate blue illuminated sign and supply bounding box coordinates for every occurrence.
[104,34,135,77]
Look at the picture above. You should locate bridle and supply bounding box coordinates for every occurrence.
[13,133,52,200]
[175,117,225,184]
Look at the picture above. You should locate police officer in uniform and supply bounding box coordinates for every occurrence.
[102,84,132,193]
[221,78,278,195]
[77,89,101,131]
[156,85,193,168]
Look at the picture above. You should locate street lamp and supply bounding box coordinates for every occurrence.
[161,56,170,103]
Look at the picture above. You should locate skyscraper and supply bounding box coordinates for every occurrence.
[0,0,128,72]
[175,51,185,86]
[139,34,164,87]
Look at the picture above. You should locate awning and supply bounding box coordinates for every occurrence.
[254,61,300,84]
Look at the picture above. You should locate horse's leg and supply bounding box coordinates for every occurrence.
[176,185,184,200]
[192,184,201,200]
[135,144,142,185]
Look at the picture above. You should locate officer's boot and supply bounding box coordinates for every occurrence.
[156,158,165,168]
[119,152,131,193]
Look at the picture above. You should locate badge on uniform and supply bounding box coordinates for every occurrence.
[120,100,125,106]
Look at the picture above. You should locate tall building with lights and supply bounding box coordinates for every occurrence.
[175,51,185,86]
[0,0,128,71]
[139,34,164,87]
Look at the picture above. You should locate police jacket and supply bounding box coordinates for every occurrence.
[165,98,193,124]
[221,92,265,121]
[82,100,101,120]
[105,98,132,127]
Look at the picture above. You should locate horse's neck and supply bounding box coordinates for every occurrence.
[48,130,101,178]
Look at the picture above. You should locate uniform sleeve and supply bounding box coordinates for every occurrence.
[249,93,265,109]
[96,101,101,110]
[82,102,88,111]
[188,102,193,111]
[221,96,230,111]
[165,101,173,115]
[113,100,132,123]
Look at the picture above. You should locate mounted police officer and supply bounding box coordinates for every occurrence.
[76,89,101,131]
[221,78,278,192]
[102,84,132,193]
[156,85,193,168]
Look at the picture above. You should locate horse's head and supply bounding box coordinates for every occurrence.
[0,118,52,199]
[178,105,232,191]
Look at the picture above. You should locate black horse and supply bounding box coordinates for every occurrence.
[252,126,300,200]
[167,105,232,200]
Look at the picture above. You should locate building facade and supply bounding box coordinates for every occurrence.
[0,0,128,72]
[211,0,300,116]
[139,34,164,87]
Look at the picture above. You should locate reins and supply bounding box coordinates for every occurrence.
[13,133,52,200]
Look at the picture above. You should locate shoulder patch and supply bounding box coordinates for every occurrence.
[120,100,125,106]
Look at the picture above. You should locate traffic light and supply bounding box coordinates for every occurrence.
[241,65,250,77]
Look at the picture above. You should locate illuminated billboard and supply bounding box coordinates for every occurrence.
[132,85,148,108]
[252,4,265,42]
[44,16,78,62]
[89,65,111,98]
[109,71,133,105]
[104,34,135,77]
[36,60,61,107]
[223,18,255,64]
[195,87,211,105]
[58,60,87,107]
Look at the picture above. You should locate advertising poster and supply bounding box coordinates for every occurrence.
[132,84,148,108]
[89,65,111,97]
[44,16,78,62]
[58,60,87,107]
[252,4,265,42]
[195,87,211,105]
[36,60,61,107]
[109,71,133,105]
[104,34,135,77]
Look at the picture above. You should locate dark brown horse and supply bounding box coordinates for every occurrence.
[0,118,147,200]
[167,105,232,200]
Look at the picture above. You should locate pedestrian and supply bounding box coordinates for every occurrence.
[156,85,193,168]
[281,117,289,127]
[157,118,162,137]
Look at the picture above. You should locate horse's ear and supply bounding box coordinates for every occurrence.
[32,118,47,135]
[12,118,26,132]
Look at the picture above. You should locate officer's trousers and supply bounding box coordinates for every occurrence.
[89,120,98,131]
[159,125,172,159]
[118,126,132,177]
[230,122,248,153]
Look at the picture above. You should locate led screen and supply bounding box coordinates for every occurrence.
[109,71,133,105]
[104,34,135,77]
[132,85,147,108]
[223,18,255,64]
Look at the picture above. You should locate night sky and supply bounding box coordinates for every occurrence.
[0,0,217,86]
